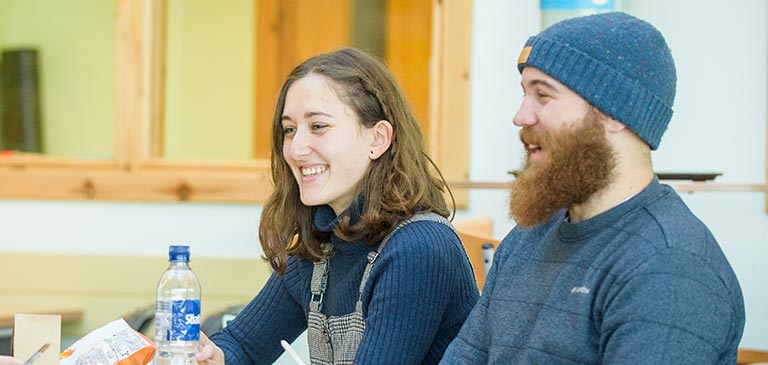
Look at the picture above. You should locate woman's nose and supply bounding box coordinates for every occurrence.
[285,128,311,160]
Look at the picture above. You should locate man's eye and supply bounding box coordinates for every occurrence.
[537,92,550,99]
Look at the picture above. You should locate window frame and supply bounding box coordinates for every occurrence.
[0,0,473,204]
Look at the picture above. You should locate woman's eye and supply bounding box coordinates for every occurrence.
[311,123,328,130]
[282,126,296,135]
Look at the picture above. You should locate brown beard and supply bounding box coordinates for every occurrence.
[509,109,617,227]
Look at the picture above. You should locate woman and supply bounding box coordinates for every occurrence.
[197,47,478,364]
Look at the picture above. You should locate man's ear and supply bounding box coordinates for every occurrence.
[602,116,626,133]
[603,115,648,149]
[369,120,393,160]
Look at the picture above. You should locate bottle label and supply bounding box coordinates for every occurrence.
[169,299,200,341]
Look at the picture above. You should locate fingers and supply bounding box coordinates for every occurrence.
[0,356,22,365]
[196,332,225,365]
[199,331,212,346]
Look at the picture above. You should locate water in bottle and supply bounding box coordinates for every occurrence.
[155,245,202,365]
[540,0,620,29]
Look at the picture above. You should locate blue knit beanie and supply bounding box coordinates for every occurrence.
[517,12,676,150]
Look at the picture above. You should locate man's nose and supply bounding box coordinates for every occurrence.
[513,98,537,127]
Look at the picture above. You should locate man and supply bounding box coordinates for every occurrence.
[441,12,745,364]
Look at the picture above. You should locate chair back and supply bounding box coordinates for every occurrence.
[453,216,494,237]
[738,348,768,365]
[455,229,499,291]
[453,216,498,291]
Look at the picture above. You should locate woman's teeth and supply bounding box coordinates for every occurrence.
[302,166,328,176]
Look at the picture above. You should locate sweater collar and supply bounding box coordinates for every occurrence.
[314,196,364,232]
[313,196,370,254]
[558,176,668,241]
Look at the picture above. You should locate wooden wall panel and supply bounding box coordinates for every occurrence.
[430,0,472,208]
[254,0,351,159]
[385,0,432,136]
[254,0,281,159]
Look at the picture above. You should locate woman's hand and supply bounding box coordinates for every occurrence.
[0,356,22,365]
[196,332,225,365]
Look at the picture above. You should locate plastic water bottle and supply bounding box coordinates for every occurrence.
[155,245,202,365]
[540,0,620,29]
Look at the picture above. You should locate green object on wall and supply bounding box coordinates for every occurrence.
[0,0,115,159]
[0,48,43,152]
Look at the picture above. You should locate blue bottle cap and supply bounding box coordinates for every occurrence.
[169,245,190,262]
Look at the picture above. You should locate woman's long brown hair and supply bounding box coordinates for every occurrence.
[260,47,451,275]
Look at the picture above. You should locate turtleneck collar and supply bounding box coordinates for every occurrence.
[314,196,364,232]
[313,196,371,255]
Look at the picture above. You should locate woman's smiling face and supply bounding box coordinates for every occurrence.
[281,73,376,215]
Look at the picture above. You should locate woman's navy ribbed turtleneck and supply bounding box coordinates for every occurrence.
[211,201,479,364]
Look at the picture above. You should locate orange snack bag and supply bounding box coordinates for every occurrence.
[60,318,156,365]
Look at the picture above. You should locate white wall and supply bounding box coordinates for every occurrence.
[461,0,767,349]
[0,200,262,257]
[1,0,766,353]
[633,0,768,350]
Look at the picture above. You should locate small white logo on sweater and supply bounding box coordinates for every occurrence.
[570,286,591,294]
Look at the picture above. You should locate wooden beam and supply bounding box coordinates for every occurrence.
[385,0,432,134]
[0,159,271,203]
[430,0,472,208]
[254,0,281,159]
[446,180,768,193]
[115,0,153,170]
[149,0,168,158]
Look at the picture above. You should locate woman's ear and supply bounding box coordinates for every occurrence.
[369,120,393,160]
